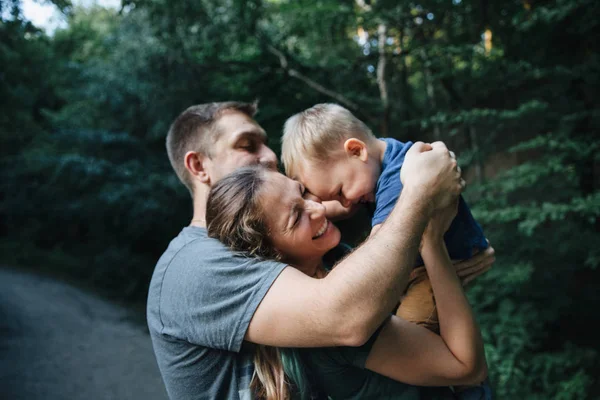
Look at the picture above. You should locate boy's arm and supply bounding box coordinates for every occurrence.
[322,200,362,221]
[245,142,464,348]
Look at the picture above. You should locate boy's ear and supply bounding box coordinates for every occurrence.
[184,151,211,185]
[343,138,368,162]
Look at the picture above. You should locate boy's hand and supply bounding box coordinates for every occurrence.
[401,141,465,213]
[454,244,495,286]
[322,200,361,221]
[302,191,361,222]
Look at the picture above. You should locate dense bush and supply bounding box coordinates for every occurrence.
[1,0,598,397]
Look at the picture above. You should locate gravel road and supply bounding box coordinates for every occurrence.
[0,267,168,400]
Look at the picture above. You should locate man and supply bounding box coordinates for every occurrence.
[147,101,469,399]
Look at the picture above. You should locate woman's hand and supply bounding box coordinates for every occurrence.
[423,199,459,242]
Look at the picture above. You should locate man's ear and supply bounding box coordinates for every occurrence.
[343,138,368,162]
[184,151,211,185]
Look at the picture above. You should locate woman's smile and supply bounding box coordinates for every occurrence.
[312,220,329,239]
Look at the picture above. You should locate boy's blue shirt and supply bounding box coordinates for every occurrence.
[373,138,488,262]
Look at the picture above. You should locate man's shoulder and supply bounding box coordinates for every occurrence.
[155,227,241,269]
[147,226,286,351]
[149,226,285,294]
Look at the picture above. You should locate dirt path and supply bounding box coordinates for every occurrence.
[0,267,168,400]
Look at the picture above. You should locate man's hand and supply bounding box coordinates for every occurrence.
[401,141,465,214]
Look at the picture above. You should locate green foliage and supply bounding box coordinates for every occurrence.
[1,0,599,397]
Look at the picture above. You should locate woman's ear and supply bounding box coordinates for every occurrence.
[184,151,211,185]
[343,138,369,162]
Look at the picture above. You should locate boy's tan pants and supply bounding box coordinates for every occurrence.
[396,254,490,333]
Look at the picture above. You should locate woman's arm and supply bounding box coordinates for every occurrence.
[364,204,488,386]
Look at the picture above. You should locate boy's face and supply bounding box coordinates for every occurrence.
[298,152,379,208]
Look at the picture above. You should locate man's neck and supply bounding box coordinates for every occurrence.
[190,184,210,228]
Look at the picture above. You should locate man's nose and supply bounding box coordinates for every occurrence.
[305,200,326,219]
[258,145,278,170]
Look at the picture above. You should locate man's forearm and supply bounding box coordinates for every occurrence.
[322,186,431,343]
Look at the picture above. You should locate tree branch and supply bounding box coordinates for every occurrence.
[267,45,378,125]
[377,23,390,136]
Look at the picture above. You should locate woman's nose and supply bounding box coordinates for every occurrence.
[305,200,326,219]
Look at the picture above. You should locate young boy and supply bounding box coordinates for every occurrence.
[282,103,492,399]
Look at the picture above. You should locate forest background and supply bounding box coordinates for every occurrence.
[1,0,599,398]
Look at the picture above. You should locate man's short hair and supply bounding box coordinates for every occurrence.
[166,101,258,193]
[281,103,376,179]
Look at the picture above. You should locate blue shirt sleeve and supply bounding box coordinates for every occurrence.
[443,196,489,260]
[372,139,412,226]
[372,138,488,262]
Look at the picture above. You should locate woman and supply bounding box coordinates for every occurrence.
[206,166,493,400]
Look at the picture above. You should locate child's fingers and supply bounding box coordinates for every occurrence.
[453,246,496,270]
[455,254,495,274]
[458,251,496,274]
[461,265,492,286]
[456,262,492,279]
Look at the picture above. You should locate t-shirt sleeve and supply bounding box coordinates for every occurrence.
[158,237,287,352]
[302,320,438,399]
[372,179,402,227]
[444,195,489,260]
[372,140,413,227]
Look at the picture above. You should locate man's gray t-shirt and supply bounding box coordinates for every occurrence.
[147,226,287,399]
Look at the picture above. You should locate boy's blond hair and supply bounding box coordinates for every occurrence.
[281,103,376,178]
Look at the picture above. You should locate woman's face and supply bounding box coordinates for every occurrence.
[260,171,341,266]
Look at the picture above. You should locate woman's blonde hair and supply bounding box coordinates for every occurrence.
[206,165,280,261]
[206,166,299,399]
[252,346,290,399]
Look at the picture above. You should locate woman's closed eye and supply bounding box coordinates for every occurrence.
[292,208,303,227]
[292,183,306,227]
